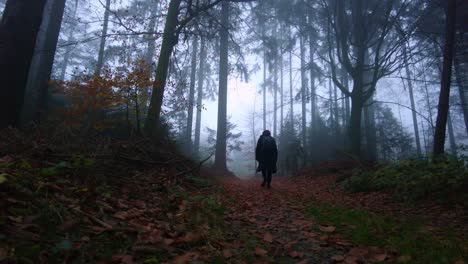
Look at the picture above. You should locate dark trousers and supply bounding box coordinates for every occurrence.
[262,168,273,186]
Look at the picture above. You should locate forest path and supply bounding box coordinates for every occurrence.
[216,175,467,263]
[216,176,386,263]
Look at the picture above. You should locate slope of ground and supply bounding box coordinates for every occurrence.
[1,129,467,263]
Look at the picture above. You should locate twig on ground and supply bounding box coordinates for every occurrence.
[174,154,214,178]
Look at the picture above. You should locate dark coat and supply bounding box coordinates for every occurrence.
[255,135,278,171]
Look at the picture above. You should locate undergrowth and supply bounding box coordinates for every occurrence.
[307,203,468,263]
[343,155,468,202]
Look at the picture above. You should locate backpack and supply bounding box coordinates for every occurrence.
[261,136,276,156]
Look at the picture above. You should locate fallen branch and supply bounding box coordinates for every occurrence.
[174,154,213,178]
[70,207,113,229]
[117,155,185,165]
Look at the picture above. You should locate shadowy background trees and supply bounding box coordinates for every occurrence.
[0,0,467,175]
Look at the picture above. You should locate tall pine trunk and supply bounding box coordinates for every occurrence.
[273,50,278,137]
[262,22,267,131]
[309,35,316,134]
[280,53,284,135]
[403,45,422,156]
[300,34,307,154]
[141,0,160,114]
[21,0,66,125]
[433,0,457,156]
[95,0,111,75]
[0,0,47,129]
[59,0,79,80]
[186,37,198,151]
[454,30,468,135]
[214,0,229,171]
[289,50,294,125]
[194,37,206,155]
[447,111,457,155]
[145,0,182,135]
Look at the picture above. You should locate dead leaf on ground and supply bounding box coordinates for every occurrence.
[331,255,345,262]
[397,255,412,263]
[111,254,134,264]
[171,252,200,264]
[348,247,369,258]
[180,232,203,243]
[254,247,267,257]
[344,256,358,264]
[319,225,336,233]
[222,249,232,258]
[289,251,304,258]
[369,253,387,262]
[263,232,274,243]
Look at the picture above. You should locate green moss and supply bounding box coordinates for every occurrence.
[306,203,467,263]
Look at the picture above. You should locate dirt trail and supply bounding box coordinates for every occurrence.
[217,177,381,263]
[215,175,467,264]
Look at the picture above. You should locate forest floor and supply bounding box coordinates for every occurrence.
[1,131,467,263]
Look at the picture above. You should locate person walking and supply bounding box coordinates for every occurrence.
[255,130,278,188]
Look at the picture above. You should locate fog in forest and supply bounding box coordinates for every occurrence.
[0,0,467,176]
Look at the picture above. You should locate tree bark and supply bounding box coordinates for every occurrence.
[141,0,160,115]
[59,0,79,80]
[214,0,229,171]
[280,52,284,135]
[186,36,198,151]
[145,0,182,135]
[364,95,377,161]
[349,81,363,157]
[454,31,468,135]
[300,34,307,154]
[433,0,457,156]
[273,47,278,137]
[289,50,294,125]
[21,0,66,125]
[262,21,267,132]
[447,110,457,155]
[309,34,316,134]
[0,0,47,129]
[194,37,206,156]
[403,45,422,156]
[95,0,111,75]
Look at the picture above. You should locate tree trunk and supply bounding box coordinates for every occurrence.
[309,35,316,134]
[273,50,278,137]
[144,0,160,67]
[447,110,457,155]
[21,0,66,125]
[95,0,111,75]
[364,95,377,161]
[300,34,307,153]
[349,81,363,157]
[403,45,422,156]
[214,0,229,171]
[186,36,198,152]
[262,23,267,131]
[454,33,468,135]
[141,0,160,114]
[59,0,79,80]
[289,50,294,125]
[280,52,284,135]
[0,0,47,129]
[194,37,206,155]
[433,0,457,156]
[145,0,182,135]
